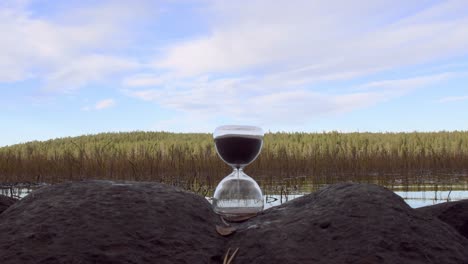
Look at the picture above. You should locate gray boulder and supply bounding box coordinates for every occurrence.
[0,194,17,215]
[0,181,224,264]
[227,183,468,263]
[417,199,468,239]
[1,181,467,263]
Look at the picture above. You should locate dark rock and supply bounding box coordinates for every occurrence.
[0,181,224,264]
[417,199,468,239]
[0,194,17,215]
[227,183,468,263]
[1,181,467,264]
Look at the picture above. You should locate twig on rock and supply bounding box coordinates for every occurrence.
[223,247,239,264]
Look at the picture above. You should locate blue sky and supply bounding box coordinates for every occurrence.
[1,0,468,146]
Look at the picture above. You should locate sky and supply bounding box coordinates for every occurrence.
[1,0,468,146]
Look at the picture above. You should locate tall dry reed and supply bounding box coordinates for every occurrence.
[1,131,467,190]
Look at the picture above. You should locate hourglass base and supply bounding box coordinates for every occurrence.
[213,208,261,222]
[212,204,263,222]
[212,170,264,221]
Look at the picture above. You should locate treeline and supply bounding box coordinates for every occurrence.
[1,131,467,189]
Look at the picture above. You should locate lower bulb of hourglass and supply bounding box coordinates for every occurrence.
[212,170,264,221]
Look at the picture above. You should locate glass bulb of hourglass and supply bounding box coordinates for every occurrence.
[212,125,264,221]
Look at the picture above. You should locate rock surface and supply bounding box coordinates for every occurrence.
[227,183,468,263]
[0,194,17,215]
[0,181,224,264]
[417,199,468,239]
[0,181,467,264]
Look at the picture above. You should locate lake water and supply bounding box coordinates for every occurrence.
[2,184,468,209]
[263,189,468,209]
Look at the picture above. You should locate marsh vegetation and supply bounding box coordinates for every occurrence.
[0,131,467,198]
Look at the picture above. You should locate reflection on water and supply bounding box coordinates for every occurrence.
[263,190,468,209]
[2,182,468,209]
[264,194,303,209]
[394,190,468,208]
[0,185,42,199]
[263,184,468,209]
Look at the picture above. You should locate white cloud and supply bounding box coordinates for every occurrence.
[4,0,466,130]
[125,71,452,127]
[45,55,139,91]
[154,0,468,78]
[82,98,116,111]
[438,95,468,103]
[0,1,153,89]
[95,99,116,110]
[122,73,173,87]
[120,0,468,128]
[356,72,455,97]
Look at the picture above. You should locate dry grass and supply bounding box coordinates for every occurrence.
[1,131,467,192]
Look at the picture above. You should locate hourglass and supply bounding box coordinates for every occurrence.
[212,125,264,221]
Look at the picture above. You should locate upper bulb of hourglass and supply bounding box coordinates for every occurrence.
[213,125,264,168]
